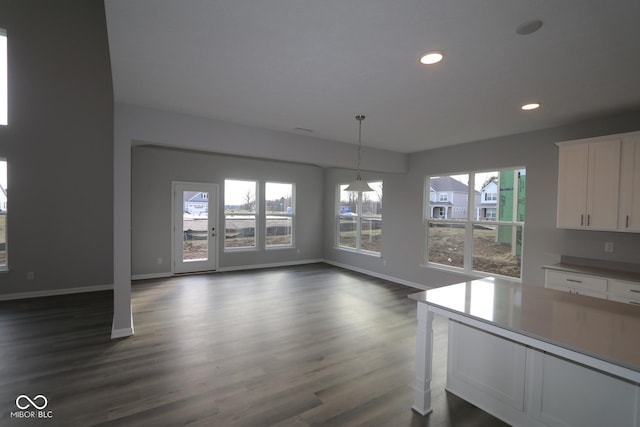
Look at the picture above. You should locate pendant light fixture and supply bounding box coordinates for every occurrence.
[345,114,374,192]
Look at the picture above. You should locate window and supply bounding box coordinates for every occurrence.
[337,181,383,254]
[0,30,7,125]
[439,193,449,202]
[265,182,294,248]
[224,179,257,249]
[0,160,6,268]
[425,168,526,279]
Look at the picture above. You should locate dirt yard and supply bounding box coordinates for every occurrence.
[181,217,292,258]
[428,226,521,278]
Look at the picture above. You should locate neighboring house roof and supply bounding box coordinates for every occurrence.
[184,191,208,203]
[430,176,469,193]
[481,178,498,191]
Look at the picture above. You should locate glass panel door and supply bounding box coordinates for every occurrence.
[173,182,218,274]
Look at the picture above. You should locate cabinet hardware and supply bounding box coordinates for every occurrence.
[566,279,583,283]
[629,301,640,306]
[626,215,630,228]
[587,214,590,226]
[580,214,584,226]
[630,289,640,293]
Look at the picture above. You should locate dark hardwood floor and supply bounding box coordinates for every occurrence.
[0,264,509,426]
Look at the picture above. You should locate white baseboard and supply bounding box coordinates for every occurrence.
[0,284,114,301]
[132,272,172,281]
[217,259,324,272]
[323,260,429,291]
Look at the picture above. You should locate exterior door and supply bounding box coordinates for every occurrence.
[173,182,218,274]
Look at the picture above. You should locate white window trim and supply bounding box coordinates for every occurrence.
[224,179,259,252]
[335,182,382,256]
[265,182,295,249]
[0,29,7,126]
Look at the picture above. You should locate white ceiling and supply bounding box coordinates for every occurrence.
[104,0,640,154]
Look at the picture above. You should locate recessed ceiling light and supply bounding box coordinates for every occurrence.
[521,103,540,111]
[419,51,444,65]
[516,19,543,35]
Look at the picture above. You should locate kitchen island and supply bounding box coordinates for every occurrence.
[409,277,640,427]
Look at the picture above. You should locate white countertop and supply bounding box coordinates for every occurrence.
[409,278,640,373]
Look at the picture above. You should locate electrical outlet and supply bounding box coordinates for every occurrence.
[157,257,163,265]
[27,272,34,280]
[604,241,614,253]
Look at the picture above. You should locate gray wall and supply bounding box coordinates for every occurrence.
[324,109,640,289]
[0,0,114,297]
[132,146,323,276]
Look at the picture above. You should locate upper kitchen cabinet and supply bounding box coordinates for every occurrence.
[557,131,640,233]
[619,135,640,232]
[557,138,621,230]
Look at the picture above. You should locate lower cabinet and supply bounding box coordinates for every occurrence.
[609,279,640,306]
[447,322,640,427]
[526,350,639,427]
[544,268,640,305]
[544,270,607,299]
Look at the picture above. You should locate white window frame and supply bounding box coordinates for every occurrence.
[424,168,525,280]
[439,193,449,202]
[265,181,295,249]
[0,29,7,126]
[224,179,258,251]
[336,181,382,256]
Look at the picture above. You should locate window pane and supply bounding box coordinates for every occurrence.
[265,182,293,214]
[501,169,526,222]
[428,174,469,220]
[360,218,381,253]
[0,160,5,267]
[182,191,208,261]
[266,216,292,247]
[265,182,293,248]
[224,215,256,248]
[477,171,498,221]
[477,169,526,222]
[473,224,522,278]
[427,223,464,268]
[338,215,356,249]
[337,181,383,254]
[338,184,357,215]
[225,179,256,249]
[361,181,382,216]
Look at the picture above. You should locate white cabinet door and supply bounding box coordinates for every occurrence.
[619,135,640,232]
[557,143,589,228]
[557,139,621,230]
[586,139,621,230]
[526,349,639,427]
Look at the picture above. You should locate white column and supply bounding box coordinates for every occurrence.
[111,105,134,339]
[413,302,435,415]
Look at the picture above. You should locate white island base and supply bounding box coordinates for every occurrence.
[410,278,640,427]
[447,321,639,427]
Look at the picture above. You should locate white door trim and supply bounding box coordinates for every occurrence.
[172,181,219,274]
